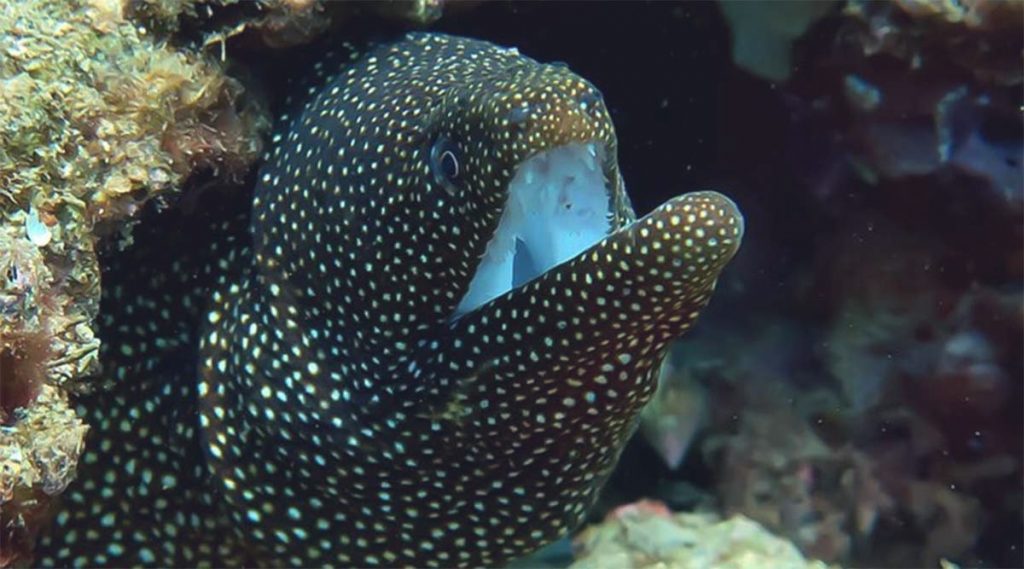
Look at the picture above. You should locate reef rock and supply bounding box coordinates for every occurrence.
[0,0,267,564]
[570,499,833,569]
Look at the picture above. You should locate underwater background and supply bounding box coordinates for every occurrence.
[0,1,1021,568]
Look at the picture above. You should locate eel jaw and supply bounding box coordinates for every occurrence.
[430,190,742,562]
[454,141,614,317]
[445,189,745,363]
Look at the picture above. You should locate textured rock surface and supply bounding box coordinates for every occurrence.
[0,0,268,564]
[570,500,833,569]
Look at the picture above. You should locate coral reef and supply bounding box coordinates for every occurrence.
[687,335,1015,568]
[808,0,1022,206]
[717,1,839,82]
[820,223,1021,565]
[842,0,1023,83]
[687,2,1023,565]
[570,499,832,569]
[670,213,1021,567]
[705,406,861,563]
[131,0,470,50]
[0,385,88,567]
[0,0,268,564]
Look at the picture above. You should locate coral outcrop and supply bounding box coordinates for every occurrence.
[0,0,268,564]
[570,499,832,569]
[696,1,1022,565]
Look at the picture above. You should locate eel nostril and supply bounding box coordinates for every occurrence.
[579,90,602,112]
[507,103,532,125]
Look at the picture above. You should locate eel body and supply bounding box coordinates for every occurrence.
[36,33,743,567]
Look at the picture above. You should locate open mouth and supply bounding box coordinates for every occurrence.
[454,141,612,317]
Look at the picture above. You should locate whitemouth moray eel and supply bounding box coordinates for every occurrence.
[36,32,743,567]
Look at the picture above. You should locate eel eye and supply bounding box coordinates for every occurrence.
[440,150,459,180]
[430,135,462,196]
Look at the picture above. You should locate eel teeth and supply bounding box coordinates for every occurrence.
[584,144,599,171]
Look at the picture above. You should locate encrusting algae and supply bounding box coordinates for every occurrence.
[0,0,268,564]
[570,500,833,569]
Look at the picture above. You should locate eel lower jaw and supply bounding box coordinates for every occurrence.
[440,189,743,378]
[453,140,616,318]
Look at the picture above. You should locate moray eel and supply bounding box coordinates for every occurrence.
[36,33,743,567]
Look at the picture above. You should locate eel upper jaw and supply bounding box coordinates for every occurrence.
[453,140,615,318]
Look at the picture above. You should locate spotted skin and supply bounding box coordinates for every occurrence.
[35,33,743,567]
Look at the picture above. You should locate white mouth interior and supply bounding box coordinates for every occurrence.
[454,142,612,316]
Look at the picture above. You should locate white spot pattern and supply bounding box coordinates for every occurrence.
[36,33,742,568]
